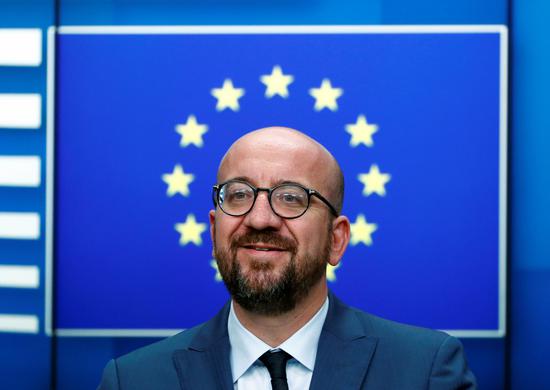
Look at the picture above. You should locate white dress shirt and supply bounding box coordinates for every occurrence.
[228,297,329,390]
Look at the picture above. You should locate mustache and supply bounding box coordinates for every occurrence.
[230,230,298,254]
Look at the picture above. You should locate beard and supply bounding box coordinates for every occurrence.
[214,227,332,316]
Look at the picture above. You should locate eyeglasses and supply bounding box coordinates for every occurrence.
[212,180,339,219]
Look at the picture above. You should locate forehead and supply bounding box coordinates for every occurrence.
[218,134,327,188]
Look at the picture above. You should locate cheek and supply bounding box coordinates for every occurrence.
[214,215,242,245]
[289,221,322,250]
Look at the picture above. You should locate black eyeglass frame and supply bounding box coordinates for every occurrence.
[212,180,339,219]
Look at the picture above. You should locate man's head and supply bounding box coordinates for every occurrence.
[209,127,350,315]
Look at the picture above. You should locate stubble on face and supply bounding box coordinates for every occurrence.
[214,226,332,316]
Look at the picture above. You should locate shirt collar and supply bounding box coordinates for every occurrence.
[227,297,329,383]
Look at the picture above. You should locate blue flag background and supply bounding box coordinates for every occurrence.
[54,28,504,335]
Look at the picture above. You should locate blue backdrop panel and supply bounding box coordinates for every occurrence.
[54,28,504,333]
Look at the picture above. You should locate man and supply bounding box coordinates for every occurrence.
[98,127,477,389]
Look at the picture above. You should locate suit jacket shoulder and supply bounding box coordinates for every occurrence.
[311,294,477,390]
[350,303,450,349]
[97,303,232,390]
[97,324,203,390]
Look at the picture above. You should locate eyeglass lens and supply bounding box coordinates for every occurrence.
[218,182,309,218]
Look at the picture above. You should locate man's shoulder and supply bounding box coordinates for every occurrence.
[329,300,476,388]
[353,305,449,345]
[328,296,455,358]
[97,302,234,390]
[116,323,203,367]
[98,324,207,390]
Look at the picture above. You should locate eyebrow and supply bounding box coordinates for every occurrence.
[225,177,310,189]
[226,176,252,183]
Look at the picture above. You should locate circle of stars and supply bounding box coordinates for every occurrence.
[163,64,392,282]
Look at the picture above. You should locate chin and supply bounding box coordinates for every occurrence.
[242,266,285,292]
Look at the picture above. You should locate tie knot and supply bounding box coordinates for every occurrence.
[259,350,292,380]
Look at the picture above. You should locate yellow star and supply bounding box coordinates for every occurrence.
[210,259,223,282]
[326,262,341,282]
[358,164,391,197]
[175,214,207,246]
[346,115,378,147]
[309,78,343,111]
[260,65,294,98]
[211,79,245,112]
[175,115,208,147]
[350,214,377,246]
[162,164,194,197]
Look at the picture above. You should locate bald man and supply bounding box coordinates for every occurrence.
[98,128,477,390]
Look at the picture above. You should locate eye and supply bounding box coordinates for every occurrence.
[274,187,307,207]
[281,193,300,203]
[226,186,253,203]
[231,190,250,200]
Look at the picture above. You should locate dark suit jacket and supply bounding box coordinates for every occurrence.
[98,293,476,389]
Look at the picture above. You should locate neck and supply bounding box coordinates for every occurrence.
[233,279,328,347]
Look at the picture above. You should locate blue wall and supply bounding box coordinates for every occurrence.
[510,0,550,388]
[1,0,549,389]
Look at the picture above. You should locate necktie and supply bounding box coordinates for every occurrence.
[259,350,292,390]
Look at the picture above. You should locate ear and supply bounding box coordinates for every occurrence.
[328,215,350,266]
[209,209,216,250]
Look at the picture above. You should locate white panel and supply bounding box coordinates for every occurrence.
[0,314,39,333]
[59,25,507,35]
[45,27,56,335]
[0,265,39,288]
[0,156,41,187]
[0,94,41,129]
[44,26,56,336]
[0,29,42,66]
[0,212,40,239]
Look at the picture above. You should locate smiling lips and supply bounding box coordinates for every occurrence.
[242,244,285,252]
[231,232,297,257]
[240,244,288,261]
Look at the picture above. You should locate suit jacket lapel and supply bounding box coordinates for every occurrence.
[172,303,233,390]
[309,293,378,390]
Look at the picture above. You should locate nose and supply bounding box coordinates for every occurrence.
[243,192,283,230]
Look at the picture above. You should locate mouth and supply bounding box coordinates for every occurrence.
[241,244,286,252]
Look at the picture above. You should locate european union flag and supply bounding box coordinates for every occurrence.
[55,26,506,336]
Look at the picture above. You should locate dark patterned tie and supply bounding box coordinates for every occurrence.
[259,350,293,390]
